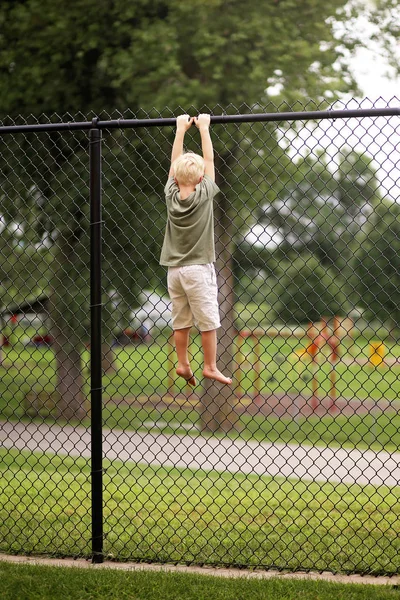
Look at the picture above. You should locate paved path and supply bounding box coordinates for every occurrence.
[1,420,399,487]
[117,391,400,419]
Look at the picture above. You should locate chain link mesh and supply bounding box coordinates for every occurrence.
[0,99,399,574]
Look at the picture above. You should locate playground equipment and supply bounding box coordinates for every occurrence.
[167,326,303,402]
[305,317,340,412]
[369,341,385,366]
[235,320,343,411]
[166,317,390,414]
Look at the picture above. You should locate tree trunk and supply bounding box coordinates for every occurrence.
[101,298,119,374]
[49,234,87,421]
[49,297,87,420]
[102,342,116,374]
[51,325,86,421]
[199,154,241,433]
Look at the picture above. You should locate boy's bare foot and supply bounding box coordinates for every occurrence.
[176,367,196,387]
[203,367,232,385]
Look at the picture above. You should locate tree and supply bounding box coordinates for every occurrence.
[273,254,349,325]
[351,201,400,328]
[0,0,386,426]
[256,149,380,273]
[0,126,167,418]
[0,0,366,116]
[369,0,400,77]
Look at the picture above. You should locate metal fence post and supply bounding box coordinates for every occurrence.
[89,118,103,564]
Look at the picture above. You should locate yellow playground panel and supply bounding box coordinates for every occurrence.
[369,341,385,366]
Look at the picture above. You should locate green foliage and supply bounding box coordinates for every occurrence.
[0,237,52,310]
[0,0,366,117]
[352,202,400,325]
[369,0,400,75]
[273,254,349,324]
[258,149,381,272]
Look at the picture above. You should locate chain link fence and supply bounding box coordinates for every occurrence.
[0,99,399,575]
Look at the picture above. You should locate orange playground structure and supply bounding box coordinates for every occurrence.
[305,317,341,412]
[166,316,385,414]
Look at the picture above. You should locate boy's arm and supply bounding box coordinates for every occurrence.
[195,114,215,182]
[168,114,193,178]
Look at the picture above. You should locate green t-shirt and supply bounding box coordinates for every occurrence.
[159,175,220,267]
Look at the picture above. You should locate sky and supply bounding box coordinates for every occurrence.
[349,41,399,102]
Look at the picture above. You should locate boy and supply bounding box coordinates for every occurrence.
[160,113,232,387]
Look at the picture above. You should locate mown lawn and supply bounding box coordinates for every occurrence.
[2,335,400,407]
[1,561,399,600]
[1,339,400,452]
[0,448,399,575]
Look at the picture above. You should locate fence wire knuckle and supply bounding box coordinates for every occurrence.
[0,99,399,575]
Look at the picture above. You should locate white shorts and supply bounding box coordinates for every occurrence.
[167,264,221,332]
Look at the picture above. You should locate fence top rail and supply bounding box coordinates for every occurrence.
[0,106,399,135]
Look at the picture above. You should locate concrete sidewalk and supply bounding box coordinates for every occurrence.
[1,553,399,587]
[1,420,399,487]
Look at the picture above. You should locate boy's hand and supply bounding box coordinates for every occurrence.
[195,114,211,129]
[176,114,193,132]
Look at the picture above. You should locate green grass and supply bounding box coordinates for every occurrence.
[0,342,173,419]
[1,336,400,453]
[1,448,399,575]
[1,562,399,600]
[1,340,400,453]
[3,335,400,407]
[240,412,400,452]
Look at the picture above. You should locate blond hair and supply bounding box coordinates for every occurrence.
[172,152,205,186]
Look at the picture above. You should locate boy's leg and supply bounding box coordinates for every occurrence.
[168,267,195,386]
[174,327,196,386]
[201,329,232,385]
